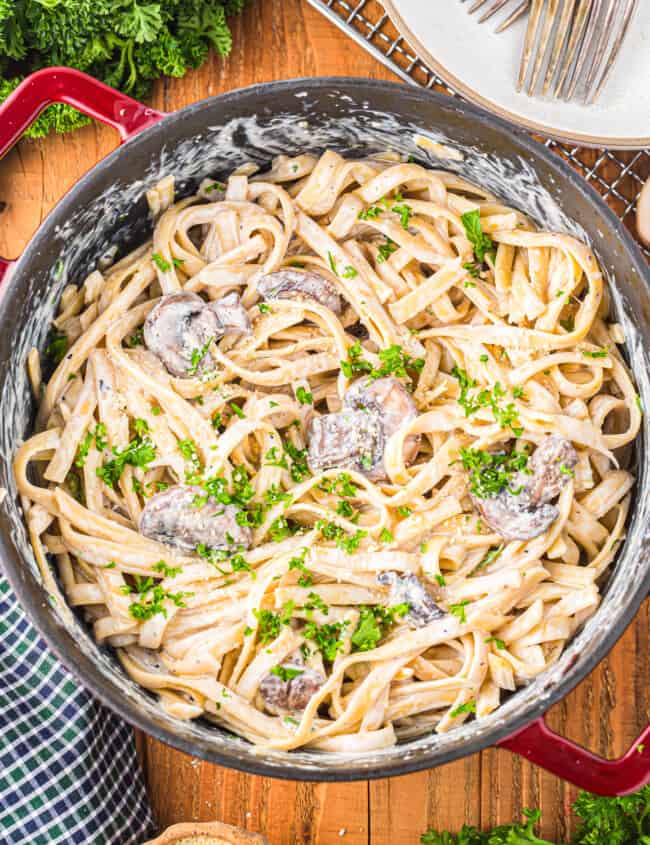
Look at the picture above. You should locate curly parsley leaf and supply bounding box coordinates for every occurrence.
[460,209,496,264]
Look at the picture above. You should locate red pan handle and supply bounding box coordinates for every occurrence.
[0,66,165,159]
[498,715,650,796]
[0,258,12,284]
[0,67,166,275]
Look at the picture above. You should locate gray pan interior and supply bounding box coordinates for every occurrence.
[0,79,648,780]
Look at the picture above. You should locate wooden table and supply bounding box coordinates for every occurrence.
[0,1,648,841]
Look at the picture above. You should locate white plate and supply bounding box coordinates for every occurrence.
[383,0,650,148]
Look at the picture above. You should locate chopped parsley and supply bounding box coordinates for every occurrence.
[269,516,298,542]
[96,420,155,487]
[373,344,424,380]
[560,463,575,477]
[340,341,373,379]
[74,422,107,468]
[379,527,394,543]
[152,560,183,578]
[151,252,171,272]
[463,261,480,278]
[341,342,423,383]
[351,604,409,652]
[582,347,608,358]
[485,636,506,650]
[127,576,193,621]
[229,401,246,419]
[258,302,272,314]
[460,209,496,264]
[303,620,348,662]
[296,386,313,406]
[315,520,367,554]
[434,574,447,587]
[318,472,359,498]
[284,441,311,483]
[336,499,355,519]
[264,484,292,507]
[253,601,295,644]
[265,446,288,469]
[270,665,304,681]
[449,700,476,718]
[196,543,253,577]
[449,600,470,624]
[475,544,504,572]
[288,548,313,587]
[178,438,201,474]
[459,446,529,499]
[397,505,412,518]
[376,237,398,263]
[358,205,382,221]
[125,326,144,348]
[392,202,412,229]
[341,265,358,279]
[187,337,214,376]
[45,328,69,365]
[451,366,523,436]
[328,252,338,275]
[305,591,329,615]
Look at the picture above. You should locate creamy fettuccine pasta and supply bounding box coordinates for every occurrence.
[15,150,640,752]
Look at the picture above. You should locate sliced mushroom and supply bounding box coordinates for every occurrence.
[344,377,420,480]
[144,292,221,378]
[139,485,251,552]
[307,409,383,475]
[207,291,252,335]
[257,269,342,314]
[472,495,560,543]
[376,572,445,627]
[470,435,578,541]
[258,652,325,714]
[524,434,578,505]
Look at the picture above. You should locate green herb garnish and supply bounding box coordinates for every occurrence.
[45,329,68,365]
[449,700,476,718]
[296,386,313,405]
[152,252,171,272]
[460,209,496,264]
[270,665,304,681]
[376,237,398,263]
[459,446,529,499]
[96,420,155,487]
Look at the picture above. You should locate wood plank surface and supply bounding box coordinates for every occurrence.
[0,1,648,843]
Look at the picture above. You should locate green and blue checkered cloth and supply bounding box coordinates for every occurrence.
[0,575,156,844]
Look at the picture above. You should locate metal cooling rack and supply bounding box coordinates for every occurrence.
[307,0,650,257]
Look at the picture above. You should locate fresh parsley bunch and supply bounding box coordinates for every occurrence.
[420,786,650,845]
[0,0,248,138]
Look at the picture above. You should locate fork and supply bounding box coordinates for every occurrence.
[461,0,531,33]
[518,0,638,103]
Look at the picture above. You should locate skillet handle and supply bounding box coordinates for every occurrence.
[0,66,165,159]
[498,715,650,796]
[0,257,12,284]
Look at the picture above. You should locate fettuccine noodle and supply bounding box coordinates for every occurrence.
[15,150,640,752]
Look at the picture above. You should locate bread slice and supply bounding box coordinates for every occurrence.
[142,821,271,845]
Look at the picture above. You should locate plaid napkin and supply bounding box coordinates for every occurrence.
[0,575,156,845]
